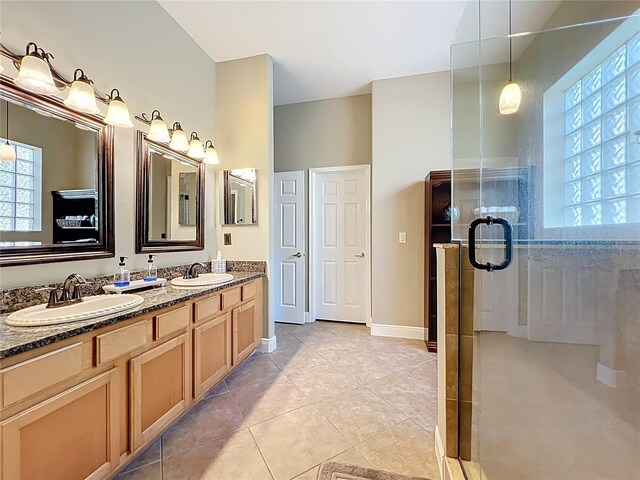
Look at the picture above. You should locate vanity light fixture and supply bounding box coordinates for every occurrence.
[0,100,16,162]
[104,89,134,128]
[64,68,100,114]
[169,122,190,152]
[203,140,220,165]
[499,0,522,115]
[187,132,205,160]
[14,42,58,95]
[147,110,171,143]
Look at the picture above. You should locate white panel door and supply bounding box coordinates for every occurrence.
[311,166,370,324]
[274,171,306,324]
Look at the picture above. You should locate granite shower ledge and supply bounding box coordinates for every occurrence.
[0,272,264,359]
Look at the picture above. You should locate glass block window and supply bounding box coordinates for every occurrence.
[563,32,640,226]
[0,140,42,231]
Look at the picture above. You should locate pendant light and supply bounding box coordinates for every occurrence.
[104,89,133,128]
[0,101,16,162]
[499,0,521,115]
[203,140,219,165]
[148,110,170,143]
[14,42,58,95]
[64,68,100,114]
[169,122,190,152]
[187,132,205,160]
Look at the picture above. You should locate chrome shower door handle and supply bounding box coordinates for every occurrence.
[468,216,513,272]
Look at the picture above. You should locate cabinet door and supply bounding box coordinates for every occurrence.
[1,369,120,480]
[130,333,190,450]
[193,313,231,398]
[232,300,256,365]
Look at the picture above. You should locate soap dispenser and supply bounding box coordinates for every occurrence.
[144,255,158,282]
[114,256,131,287]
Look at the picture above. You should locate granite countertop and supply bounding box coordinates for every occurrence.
[0,272,263,360]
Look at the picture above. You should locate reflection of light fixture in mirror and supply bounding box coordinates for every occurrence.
[203,140,219,165]
[187,132,205,160]
[0,101,16,162]
[148,110,170,143]
[169,122,189,152]
[499,0,521,115]
[14,42,58,95]
[104,89,133,128]
[64,68,100,114]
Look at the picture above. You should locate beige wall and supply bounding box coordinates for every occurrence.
[215,54,275,338]
[371,72,451,329]
[0,1,218,288]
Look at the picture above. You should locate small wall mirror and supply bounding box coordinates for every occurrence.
[221,169,257,225]
[136,131,204,252]
[0,77,114,266]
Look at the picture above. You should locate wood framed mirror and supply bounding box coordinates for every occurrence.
[0,77,114,266]
[136,130,205,253]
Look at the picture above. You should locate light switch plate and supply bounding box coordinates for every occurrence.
[224,233,232,245]
[399,232,407,244]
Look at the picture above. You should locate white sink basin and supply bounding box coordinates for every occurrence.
[171,273,234,288]
[5,294,144,327]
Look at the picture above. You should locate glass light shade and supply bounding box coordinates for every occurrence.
[64,79,100,114]
[0,141,16,162]
[204,145,219,165]
[148,118,170,143]
[104,98,133,128]
[14,54,58,95]
[499,82,522,115]
[188,137,205,160]
[169,128,189,152]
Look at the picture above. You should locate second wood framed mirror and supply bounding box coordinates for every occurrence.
[136,131,205,253]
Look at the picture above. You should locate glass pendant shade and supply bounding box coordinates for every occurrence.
[187,133,205,160]
[104,90,133,128]
[203,141,219,165]
[0,141,16,162]
[64,70,100,114]
[499,82,521,115]
[148,112,170,143]
[14,47,58,95]
[169,123,189,152]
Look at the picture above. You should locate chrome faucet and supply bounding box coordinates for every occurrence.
[183,262,208,279]
[37,273,93,309]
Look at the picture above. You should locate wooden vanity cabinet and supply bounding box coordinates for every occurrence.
[193,312,232,397]
[232,300,257,365]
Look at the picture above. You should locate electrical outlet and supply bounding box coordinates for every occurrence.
[224,233,232,245]
[399,232,407,244]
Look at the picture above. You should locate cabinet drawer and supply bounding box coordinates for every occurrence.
[241,282,256,301]
[221,288,241,310]
[96,320,152,365]
[155,305,190,340]
[1,343,83,408]
[194,295,221,323]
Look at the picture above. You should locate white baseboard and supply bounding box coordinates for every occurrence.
[305,312,311,323]
[260,335,277,353]
[370,323,427,340]
[597,362,627,388]
[435,425,445,480]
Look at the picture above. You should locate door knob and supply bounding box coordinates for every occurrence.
[355,252,365,258]
[293,252,305,258]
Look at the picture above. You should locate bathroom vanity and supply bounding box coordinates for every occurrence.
[0,274,263,480]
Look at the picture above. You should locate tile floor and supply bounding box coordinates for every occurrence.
[115,320,439,480]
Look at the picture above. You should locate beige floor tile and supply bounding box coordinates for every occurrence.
[274,332,305,351]
[355,420,439,479]
[366,371,437,417]
[315,321,370,337]
[331,353,400,384]
[306,338,366,363]
[251,405,351,480]
[292,466,320,480]
[204,379,229,398]
[290,325,338,343]
[121,439,160,473]
[410,408,438,434]
[163,429,272,480]
[328,447,373,468]
[115,461,162,480]
[287,362,359,401]
[225,354,283,390]
[267,345,329,372]
[316,387,408,445]
[230,376,310,426]
[162,392,245,457]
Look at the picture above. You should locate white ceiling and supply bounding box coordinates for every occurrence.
[160,1,563,106]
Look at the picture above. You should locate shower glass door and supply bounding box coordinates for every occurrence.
[451,4,640,478]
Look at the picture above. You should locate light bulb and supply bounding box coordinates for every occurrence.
[499,82,521,115]
[187,132,205,160]
[104,89,133,128]
[203,141,219,165]
[64,69,100,114]
[14,43,58,95]
[0,141,16,162]
[148,111,170,143]
[169,122,189,152]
